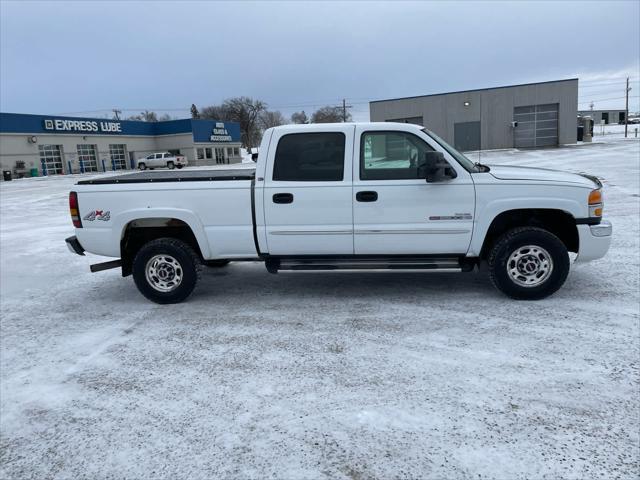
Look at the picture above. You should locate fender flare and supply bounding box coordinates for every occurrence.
[469,198,582,256]
[113,208,212,258]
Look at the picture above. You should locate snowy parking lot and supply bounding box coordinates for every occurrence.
[1,136,638,479]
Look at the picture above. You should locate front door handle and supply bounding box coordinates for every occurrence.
[356,191,378,202]
[273,193,294,204]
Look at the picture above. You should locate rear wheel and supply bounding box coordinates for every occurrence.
[132,238,201,304]
[138,162,146,170]
[488,227,569,300]
[167,161,175,169]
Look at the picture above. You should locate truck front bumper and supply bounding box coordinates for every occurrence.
[575,220,612,263]
[65,236,85,256]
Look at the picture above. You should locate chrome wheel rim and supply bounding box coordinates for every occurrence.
[145,255,183,292]
[507,245,553,287]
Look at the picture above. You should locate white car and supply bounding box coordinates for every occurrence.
[66,122,611,304]
[137,152,187,170]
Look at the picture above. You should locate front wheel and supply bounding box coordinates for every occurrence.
[167,161,175,169]
[132,238,201,304]
[488,227,570,300]
[138,162,146,170]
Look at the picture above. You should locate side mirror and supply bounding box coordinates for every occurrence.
[421,151,457,183]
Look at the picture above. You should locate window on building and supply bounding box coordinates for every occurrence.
[38,144,64,175]
[197,148,204,160]
[109,144,127,170]
[205,148,212,159]
[360,131,434,181]
[233,147,240,157]
[77,144,98,172]
[273,132,345,181]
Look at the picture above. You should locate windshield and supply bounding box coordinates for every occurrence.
[421,128,479,173]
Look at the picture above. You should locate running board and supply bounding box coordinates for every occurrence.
[90,259,122,273]
[265,257,474,274]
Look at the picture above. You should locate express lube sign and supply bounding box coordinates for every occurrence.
[43,118,122,133]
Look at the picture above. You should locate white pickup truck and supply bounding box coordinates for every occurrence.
[66,123,611,304]
[137,152,187,170]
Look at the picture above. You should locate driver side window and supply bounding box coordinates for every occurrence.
[360,131,434,180]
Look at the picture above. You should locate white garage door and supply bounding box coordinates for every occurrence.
[514,103,559,148]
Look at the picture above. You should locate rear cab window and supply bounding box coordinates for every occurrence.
[272,132,346,181]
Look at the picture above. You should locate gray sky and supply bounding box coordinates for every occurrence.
[1,0,639,121]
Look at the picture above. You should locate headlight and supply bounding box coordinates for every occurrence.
[589,189,603,217]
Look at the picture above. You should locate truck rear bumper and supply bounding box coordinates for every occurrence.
[65,236,85,256]
[575,221,612,263]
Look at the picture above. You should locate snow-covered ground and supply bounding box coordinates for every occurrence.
[1,136,638,479]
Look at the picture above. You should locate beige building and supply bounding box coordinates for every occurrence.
[0,113,242,177]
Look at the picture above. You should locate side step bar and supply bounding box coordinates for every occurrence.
[90,259,122,273]
[265,257,475,274]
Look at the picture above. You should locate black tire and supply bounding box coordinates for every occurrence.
[176,164,184,169]
[138,162,146,170]
[488,227,570,300]
[132,238,201,304]
[204,259,230,268]
[167,161,175,169]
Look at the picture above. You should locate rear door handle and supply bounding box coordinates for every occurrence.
[356,191,378,202]
[273,193,294,204]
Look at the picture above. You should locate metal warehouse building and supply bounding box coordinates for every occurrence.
[0,112,242,177]
[370,78,578,151]
[577,109,627,125]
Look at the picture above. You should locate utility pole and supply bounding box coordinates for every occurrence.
[112,109,121,120]
[341,99,352,122]
[625,77,631,138]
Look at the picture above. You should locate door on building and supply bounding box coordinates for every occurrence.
[262,127,354,255]
[77,144,98,172]
[619,112,626,124]
[214,147,225,164]
[38,144,64,175]
[514,104,559,148]
[601,112,609,124]
[454,121,481,151]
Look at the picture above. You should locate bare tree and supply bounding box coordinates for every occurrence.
[291,110,309,124]
[260,110,286,130]
[200,105,230,121]
[190,104,200,119]
[311,106,350,123]
[127,110,158,122]
[158,113,173,121]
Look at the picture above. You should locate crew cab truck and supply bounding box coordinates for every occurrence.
[66,123,612,304]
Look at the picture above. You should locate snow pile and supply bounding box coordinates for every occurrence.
[1,136,638,479]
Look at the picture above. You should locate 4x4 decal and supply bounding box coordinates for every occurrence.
[83,210,111,222]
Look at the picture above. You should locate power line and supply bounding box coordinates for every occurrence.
[578,95,639,105]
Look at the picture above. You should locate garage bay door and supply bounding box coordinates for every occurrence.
[514,103,558,148]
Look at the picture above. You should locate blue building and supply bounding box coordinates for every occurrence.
[0,112,242,176]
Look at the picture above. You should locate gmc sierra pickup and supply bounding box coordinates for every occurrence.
[66,123,611,304]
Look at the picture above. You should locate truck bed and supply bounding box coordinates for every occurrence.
[76,168,256,185]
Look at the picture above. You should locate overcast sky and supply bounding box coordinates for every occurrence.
[1,0,638,121]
